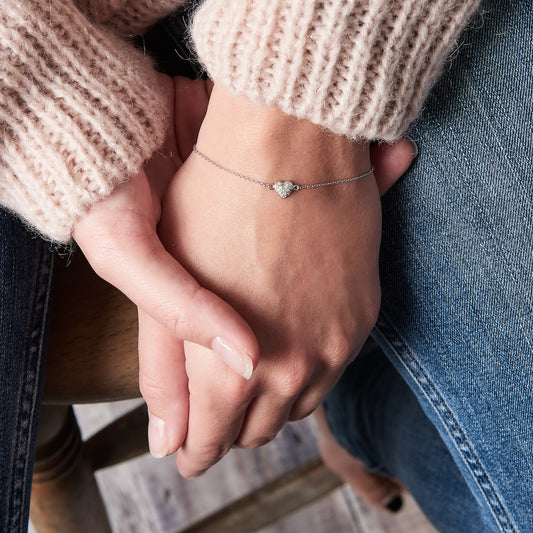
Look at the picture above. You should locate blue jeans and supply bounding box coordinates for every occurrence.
[1,1,530,532]
[325,1,532,531]
[0,211,54,533]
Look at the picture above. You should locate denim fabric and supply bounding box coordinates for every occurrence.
[0,210,54,532]
[1,1,530,532]
[324,338,489,531]
[326,1,532,531]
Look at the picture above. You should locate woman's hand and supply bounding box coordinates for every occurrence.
[73,76,259,457]
[156,85,415,477]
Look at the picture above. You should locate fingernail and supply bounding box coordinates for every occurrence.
[404,135,419,158]
[385,495,403,513]
[148,412,168,459]
[211,337,254,380]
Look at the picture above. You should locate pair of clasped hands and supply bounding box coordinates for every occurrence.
[73,74,415,479]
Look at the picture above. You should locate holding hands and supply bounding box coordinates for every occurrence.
[158,85,383,477]
[74,74,415,479]
[72,75,259,458]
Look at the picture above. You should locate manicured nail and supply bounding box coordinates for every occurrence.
[211,337,254,380]
[385,495,403,513]
[404,135,419,158]
[148,412,168,459]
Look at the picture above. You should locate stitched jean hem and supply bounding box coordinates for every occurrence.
[7,246,53,533]
[372,312,518,533]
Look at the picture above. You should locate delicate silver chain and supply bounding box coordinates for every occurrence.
[192,145,374,198]
[193,145,276,190]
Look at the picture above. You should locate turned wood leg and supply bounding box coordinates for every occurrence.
[30,405,112,533]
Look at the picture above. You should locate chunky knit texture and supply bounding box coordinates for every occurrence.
[0,0,182,241]
[1,0,480,242]
[192,0,480,141]
[76,0,182,36]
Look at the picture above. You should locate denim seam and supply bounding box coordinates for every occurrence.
[374,311,518,533]
[8,246,53,533]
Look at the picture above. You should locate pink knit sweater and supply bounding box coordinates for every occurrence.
[0,0,480,242]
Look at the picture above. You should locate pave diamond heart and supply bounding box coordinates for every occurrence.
[273,181,296,198]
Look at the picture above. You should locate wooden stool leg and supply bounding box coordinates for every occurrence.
[30,406,112,533]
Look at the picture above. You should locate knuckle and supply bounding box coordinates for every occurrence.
[237,434,276,449]
[164,284,205,339]
[323,335,352,367]
[181,469,207,480]
[318,330,354,373]
[276,367,309,398]
[139,373,170,406]
[223,375,250,404]
[196,442,232,464]
[289,395,322,421]
[164,311,192,339]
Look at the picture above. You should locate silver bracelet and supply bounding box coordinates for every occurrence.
[192,145,374,199]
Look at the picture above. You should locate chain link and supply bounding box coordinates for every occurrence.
[192,145,374,197]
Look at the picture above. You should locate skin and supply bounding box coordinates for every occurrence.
[72,76,260,453]
[73,75,415,488]
[315,406,405,511]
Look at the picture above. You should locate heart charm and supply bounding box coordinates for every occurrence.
[273,181,296,198]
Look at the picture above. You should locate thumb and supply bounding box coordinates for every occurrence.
[74,174,258,380]
[371,137,418,197]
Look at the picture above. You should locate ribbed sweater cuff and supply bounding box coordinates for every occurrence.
[78,0,184,36]
[0,0,168,242]
[192,0,480,141]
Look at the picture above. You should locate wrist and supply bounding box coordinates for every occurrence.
[196,85,371,186]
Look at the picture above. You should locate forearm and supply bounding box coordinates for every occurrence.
[192,0,481,141]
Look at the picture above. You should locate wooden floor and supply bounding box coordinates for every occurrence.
[30,399,437,533]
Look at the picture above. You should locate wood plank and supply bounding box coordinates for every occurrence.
[258,488,437,533]
[182,458,343,533]
[30,401,437,533]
